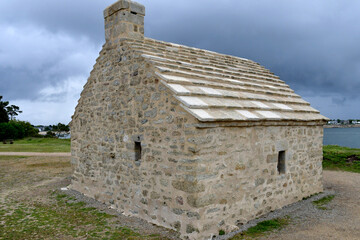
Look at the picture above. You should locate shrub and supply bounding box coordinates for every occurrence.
[45,131,56,138]
[0,120,39,140]
[15,121,39,137]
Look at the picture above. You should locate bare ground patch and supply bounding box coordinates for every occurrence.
[255,171,360,240]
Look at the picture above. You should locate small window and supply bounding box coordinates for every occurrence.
[277,151,286,174]
[135,141,141,161]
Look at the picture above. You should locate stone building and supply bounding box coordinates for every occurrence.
[70,0,328,239]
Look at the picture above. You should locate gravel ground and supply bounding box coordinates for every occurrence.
[258,170,360,240]
[219,170,360,240]
[216,190,335,240]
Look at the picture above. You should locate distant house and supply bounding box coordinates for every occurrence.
[70,1,328,239]
[327,120,338,125]
[34,126,45,132]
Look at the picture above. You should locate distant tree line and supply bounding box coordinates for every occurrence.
[44,123,70,138]
[328,119,360,125]
[0,96,38,140]
[0,96,71,140]
[48,123,70,132]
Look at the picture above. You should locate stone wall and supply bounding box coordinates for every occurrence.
[182,125,323,238]
[70,39,324,239]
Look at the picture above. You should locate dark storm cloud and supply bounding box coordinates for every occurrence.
[142,0,360,118]
[0,0,359,123]
[0,0,114,103]
[0,23,98,101]
[0,0,113,42]
[145,1,360,101]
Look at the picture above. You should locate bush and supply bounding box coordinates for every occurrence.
[0,120,39,140]
[0,122,19,140]
[45,131,56,138]
[16,121,39,137]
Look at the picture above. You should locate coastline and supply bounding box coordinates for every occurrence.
[324,124,360,128]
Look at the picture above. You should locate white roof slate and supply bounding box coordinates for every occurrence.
[129,38,328,122]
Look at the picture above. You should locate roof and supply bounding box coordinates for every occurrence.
[129,38,327,123]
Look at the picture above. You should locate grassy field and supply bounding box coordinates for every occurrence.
[0,138,70,152]
[323,145,360,173]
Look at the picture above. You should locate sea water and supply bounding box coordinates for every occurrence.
[323,127,360,149]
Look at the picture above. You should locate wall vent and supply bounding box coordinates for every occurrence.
[135,141,141,161]
[277,151,286,174]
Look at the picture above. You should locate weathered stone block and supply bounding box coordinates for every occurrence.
[172,180,205,193]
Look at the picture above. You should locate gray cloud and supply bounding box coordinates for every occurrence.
[0,24,98,100]
[0,0,113,42]
[0,0,359,124]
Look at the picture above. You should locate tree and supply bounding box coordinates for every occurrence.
[6,105,22,120]
[0,120,39,141]
[51,123,70,132]
[57,123,70,132]
[0,96,9,123]
[0,96,22,122]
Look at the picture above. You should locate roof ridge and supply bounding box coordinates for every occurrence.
[140,53,285,86]
[143,37,264,67]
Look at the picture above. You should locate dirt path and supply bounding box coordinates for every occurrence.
[259,170,360,240]
[0,152,70,157]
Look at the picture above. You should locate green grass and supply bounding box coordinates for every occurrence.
[230,217,289,239]
[0,193,169,240]
[312,195,335,210]
[0,137,70,153]
[323,145,360,173]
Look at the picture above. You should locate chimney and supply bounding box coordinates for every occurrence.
[104,0,145,43]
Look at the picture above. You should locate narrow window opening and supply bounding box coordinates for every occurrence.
[135,141,141,161]
[131,11,138,15]
[277,151,286,174]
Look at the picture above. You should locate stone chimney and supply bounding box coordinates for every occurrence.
[104,0,145,43]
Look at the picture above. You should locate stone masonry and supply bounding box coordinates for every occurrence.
[70,1,327,239]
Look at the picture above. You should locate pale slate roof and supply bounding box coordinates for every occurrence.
[131,38,327,122]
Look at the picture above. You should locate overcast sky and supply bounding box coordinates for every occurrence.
[0,0,359,125]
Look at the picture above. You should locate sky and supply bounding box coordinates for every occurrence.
[0,0,359,125]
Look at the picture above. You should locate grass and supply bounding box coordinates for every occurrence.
[0,137,70,153]
[0,193,168,240]
[323,145,360,173]
[312,195,335,210]
[230,217,290,239]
